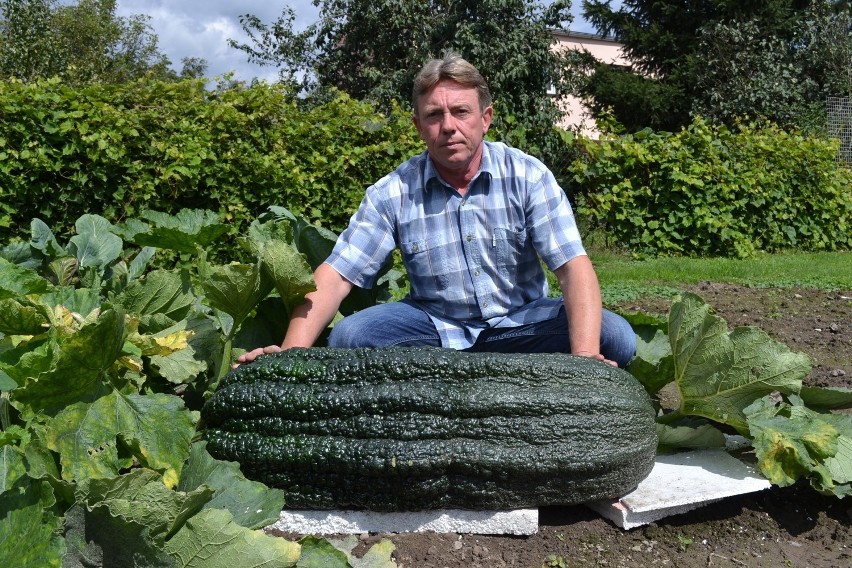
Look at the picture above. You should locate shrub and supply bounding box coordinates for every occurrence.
[0,77,424,243]
[571,117,852,257]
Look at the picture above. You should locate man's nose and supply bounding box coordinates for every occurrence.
[440,113,456,132]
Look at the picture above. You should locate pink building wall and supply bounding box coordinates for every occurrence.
[551,30,630,138]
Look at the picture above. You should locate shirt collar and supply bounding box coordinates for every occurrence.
[423,142,495,193]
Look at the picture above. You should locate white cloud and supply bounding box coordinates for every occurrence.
[113,1,604,83]
[116,1,319,82]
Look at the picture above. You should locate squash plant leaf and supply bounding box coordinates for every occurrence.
[669,292,810,434]
[62,503,173,568]
[0,445,27,493]
[75,469,214,544]
[148,316,220,385]
[656,422,727,453]
[328,535,398,568]
[202,261,274,331]
[258,240,315,314]
[177,441,286,530]
[297,535,351,568]
[626,326,675,396]
[162,508,301,568]
[0,298,48,335]
[10,308,126,416]
[68,214,123,271]
[0,476,65,568]
[745,394,852,497]
[45,391,196,488]
[124,209,230,254]
[116,269,195,333]
[0,257,52,300]
[240,217,316,314]
[799,386,852,411]
[29,218,65,259]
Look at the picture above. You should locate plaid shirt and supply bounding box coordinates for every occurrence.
[326,141,586,349]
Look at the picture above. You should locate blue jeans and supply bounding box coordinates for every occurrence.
[327,299,637,368]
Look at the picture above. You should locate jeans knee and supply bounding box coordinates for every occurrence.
[601,310,637,368]
[327,317,360,348]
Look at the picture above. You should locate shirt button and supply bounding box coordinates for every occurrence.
[412,244,419,252]
[474,270,480,276]
[466,234,472,242]
[483,302,489,308]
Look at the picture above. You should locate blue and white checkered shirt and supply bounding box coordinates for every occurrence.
[326,141,587,349]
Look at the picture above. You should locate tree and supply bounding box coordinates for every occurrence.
[691,5,852,131]
[229,1,579,156]
[0,0,204,84]
[579,0,851,132]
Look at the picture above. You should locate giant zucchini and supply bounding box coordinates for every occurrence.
[203,347,657,511]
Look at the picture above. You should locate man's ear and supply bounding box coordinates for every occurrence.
[482,105,493,132]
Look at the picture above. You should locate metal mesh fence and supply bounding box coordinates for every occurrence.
[827,96,852,166]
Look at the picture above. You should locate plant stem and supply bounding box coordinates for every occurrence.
[0,392,10,431]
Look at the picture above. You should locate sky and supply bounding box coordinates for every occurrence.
[115,1,602,83]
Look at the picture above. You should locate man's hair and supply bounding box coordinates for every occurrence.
[412,52,492,115]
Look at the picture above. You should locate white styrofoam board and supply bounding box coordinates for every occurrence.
[586,449,772,529]
[267,449,770,535]
[267,508,539,536]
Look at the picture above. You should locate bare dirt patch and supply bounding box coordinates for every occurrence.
[283,285,852,567]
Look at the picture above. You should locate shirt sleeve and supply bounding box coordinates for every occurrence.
[525,161,587,271]
[325,184,398,289]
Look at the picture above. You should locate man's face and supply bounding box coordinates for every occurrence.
[413,80,493,178]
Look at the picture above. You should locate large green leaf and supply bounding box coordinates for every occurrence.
[162,508,300,568]
[29,218,65,259]
[0,298,48,335]
[0,257,52,300]
[656,422,727,453]
[45,391,196,487]
[296,536,350,568]
[669,292,810,433]
[746,394,852,497]
[626,326,675,396]
[149,315,220,385]
[799,386,852,411]
[124,209,230,254]
[41,287,102,319]
[258,241,315,313]
[0,445,27,493]
[0,476,65,567]
[10,308,126,416]
[116,269,195,332]
[202,262,274,331]
[177,442,286,530]
[328,536,398,568]
[76,469,214,543]
[68,214,123,271]
[62,503,175,568]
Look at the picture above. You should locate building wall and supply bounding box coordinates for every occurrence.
[551,30,630,138]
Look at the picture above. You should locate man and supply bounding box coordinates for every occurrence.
[238,53,635,367]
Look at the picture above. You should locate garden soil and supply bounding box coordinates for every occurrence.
[273,283,852,567]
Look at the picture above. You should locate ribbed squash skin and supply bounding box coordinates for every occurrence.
[203,347,657,511]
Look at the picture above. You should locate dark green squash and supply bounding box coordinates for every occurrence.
[203,347,657,511]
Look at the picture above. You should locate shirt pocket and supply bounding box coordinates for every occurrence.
[401,237,451,291]
[493,227,528,274]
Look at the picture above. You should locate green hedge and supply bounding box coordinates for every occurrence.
[2,79,850,259]
[571,118,852,257]
[0,77,423,242]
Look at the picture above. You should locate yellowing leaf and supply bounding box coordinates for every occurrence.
[153,330,193,355]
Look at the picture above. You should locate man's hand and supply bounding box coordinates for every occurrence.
[573,350,618,367]
[232,345,283,369]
